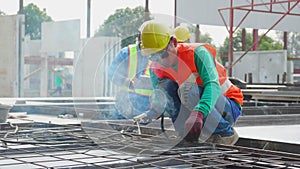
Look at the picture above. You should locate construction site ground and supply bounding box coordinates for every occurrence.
[6,113,300,145]
[0,94,300,168]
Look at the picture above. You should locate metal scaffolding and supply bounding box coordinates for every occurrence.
[218,0,300,76]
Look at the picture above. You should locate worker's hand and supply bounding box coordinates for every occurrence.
[184,111,204,142]
[126,78,135,90]
[133,112,152,125]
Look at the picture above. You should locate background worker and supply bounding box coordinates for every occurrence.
[50,67,63,97]
[108,31,153,119]
[134,21,244,145]
[173,25,191,43]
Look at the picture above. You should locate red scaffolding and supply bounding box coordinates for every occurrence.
[218,0,300,76]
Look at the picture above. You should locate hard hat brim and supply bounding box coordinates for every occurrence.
[141,48,163,56]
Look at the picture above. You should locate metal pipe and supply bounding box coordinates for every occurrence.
[86,0,91,38]
[252,29,259,51]
[18,0,23,14]
[242,28,246,51]
[18,0,24,97]
[283,31,288,49]
[228,0,234,76]
[174,0,177,28]
[144,0,150,22]
[195,24,200,43]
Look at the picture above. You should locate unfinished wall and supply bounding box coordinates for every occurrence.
[0,15,24,97]
[41,20,80,53]
[73,36,120,97]
[232,50,287,83]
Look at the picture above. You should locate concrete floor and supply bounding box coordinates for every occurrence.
[236,125,300,144]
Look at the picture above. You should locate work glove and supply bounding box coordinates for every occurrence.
[184,111,204,142]
[133,110,154,125]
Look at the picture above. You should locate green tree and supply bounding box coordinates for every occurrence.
[198,32,221,63]
[189,26,213,44]
[218,29,252,56]
[199,33,213,44]
[24,3,53,40]
[258,35,283,50]
[94,6,147,47]
[218,29,283,63]
[276,32,300,58]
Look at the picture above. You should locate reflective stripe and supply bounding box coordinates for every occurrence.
[221,78,232,93]
[119,86,134,92]
[186,73,198,83]
[179,73,232,94]
[144,61,152,76]
[178,73,197,93]
[135,89,153,96]
[128,44,137,78]
[178,73,198,102]
[119,87,153,96]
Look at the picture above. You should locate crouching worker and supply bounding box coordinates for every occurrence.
[133,21,243,145]
[108,29,153,120]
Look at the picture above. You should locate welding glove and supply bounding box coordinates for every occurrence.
[184,111,204,142]
[133,110,156,125]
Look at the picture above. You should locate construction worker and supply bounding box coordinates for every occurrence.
[108,31,153,120]
[133,21,244,145]
[173,25,191,43]
[50,67,63,97]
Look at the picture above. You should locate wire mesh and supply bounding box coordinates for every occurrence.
[0,122,299,169]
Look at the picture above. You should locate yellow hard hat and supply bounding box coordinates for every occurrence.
[174,25,191,42]
[140,21,172,56]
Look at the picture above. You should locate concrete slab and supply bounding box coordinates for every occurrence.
[7,114,80,125]
[236,125,300,144]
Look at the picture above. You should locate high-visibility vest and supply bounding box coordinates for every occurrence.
[150,43,243,105]
[120,44,153,96]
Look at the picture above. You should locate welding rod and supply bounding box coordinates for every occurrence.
[136,121,142,134]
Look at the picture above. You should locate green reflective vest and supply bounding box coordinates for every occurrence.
[120,44,153,96]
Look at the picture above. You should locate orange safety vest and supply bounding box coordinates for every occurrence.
[150,43,243,105]
[120,44,153,96]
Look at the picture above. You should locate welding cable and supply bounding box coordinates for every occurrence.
[1,122,19,148]
[3,122,19,139]
[160,111,165,132]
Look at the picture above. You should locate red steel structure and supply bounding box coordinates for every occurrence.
[218,0,300,76]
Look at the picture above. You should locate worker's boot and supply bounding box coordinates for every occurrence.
[205,128,239,145]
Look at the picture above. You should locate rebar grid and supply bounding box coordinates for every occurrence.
[0,122,299,169]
